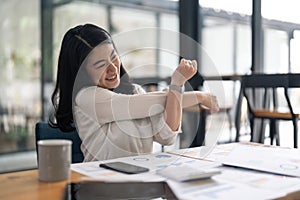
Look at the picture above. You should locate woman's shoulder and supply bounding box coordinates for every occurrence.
[77,86,99,96]
[76,84,145,100]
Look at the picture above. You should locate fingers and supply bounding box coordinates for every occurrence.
[180,58,185,66]
[184,59,192,65]
[200,92,219,114]
[181,58,197,69]
[209,95,219,114]
[172,58,198,85]
[181,59,197,77]
[191,60,197,69]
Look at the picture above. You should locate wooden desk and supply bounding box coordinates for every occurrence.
[0,169,175,200]
[0,169,83,200]
[2,162,300,200]
[1,143,300,200]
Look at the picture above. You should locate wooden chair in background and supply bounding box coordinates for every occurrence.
[239,74,300,148]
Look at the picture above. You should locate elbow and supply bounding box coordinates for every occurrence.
[170,125,180,132]
[160,137,177,146]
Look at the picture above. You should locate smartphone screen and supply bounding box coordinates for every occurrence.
[99,161,149,174]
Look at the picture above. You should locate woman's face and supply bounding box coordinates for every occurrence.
[86,43,121,89]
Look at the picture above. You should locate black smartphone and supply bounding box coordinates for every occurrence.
[99,161,149,174]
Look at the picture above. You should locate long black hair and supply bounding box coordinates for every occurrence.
[50,24,134,131]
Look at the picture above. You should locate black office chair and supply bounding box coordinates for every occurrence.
[240,74,299,148]
[35,122,84,163]
[186,72,206,147]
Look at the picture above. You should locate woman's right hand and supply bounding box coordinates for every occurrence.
[171,58,197,86]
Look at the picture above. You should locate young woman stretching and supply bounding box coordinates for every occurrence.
[51,24,219,161]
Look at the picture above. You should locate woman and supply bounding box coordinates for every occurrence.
[51,24,219,162]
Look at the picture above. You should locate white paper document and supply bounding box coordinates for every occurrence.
[166,166,300,200]
[71,144,300,200]
[167,177,284,200]
[220,145,300,177]
[71,152,221,182]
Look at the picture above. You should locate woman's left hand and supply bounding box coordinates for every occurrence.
[198,92,220,114]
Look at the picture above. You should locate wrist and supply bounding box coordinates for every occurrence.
[196,91,204,103]
[170,80,184,87]
[169,84,184,93]
[171,76,185,87]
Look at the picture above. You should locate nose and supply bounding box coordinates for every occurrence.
[107,62,117,73]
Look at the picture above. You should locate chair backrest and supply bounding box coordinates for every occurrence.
[288,73,300,88]
[35,122,84,163]
[241,74,291,115]
[287,74,300,112]
[242,73,289,88]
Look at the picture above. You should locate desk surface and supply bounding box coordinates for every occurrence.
[0,169,83,200]
[1,143,300,200]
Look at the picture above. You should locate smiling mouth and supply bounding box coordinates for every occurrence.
[106,75,117,81]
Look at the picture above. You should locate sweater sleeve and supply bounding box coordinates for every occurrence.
[75,86,201,124]
[76,86,168,124]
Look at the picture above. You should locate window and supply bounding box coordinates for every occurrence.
[0,0,40,154]
[262,0,300,73]
[199,0,252,76]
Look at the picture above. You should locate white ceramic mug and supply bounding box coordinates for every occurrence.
[38,139,72,182]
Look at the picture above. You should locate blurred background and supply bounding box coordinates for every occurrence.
[1,0,300,173]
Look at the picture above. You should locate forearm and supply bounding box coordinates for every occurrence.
[182,91,200,108]
[165,89,183,131]
[165,58,197,131]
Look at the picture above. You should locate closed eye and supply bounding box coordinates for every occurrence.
[95,62,105,69]
[110,48,119,61]
[111,54,118,62]
[93,49,118,69]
